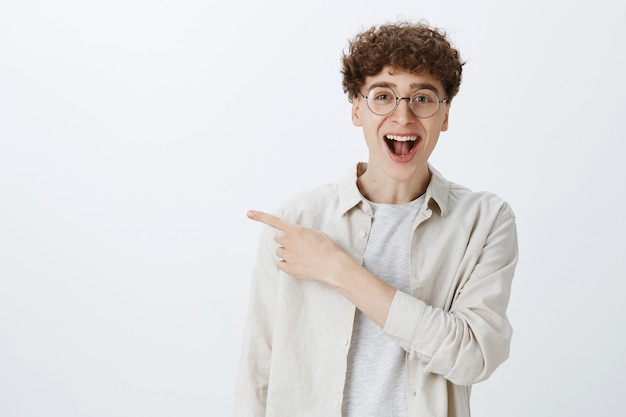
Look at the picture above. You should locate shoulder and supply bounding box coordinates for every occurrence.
[444,181,516,230]
[451,181,514,211]
[276,181,344,227]
[427,166,515,225]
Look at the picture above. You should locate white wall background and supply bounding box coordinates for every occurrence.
[1,0,625,416]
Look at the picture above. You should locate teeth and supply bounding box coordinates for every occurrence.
[386,135,418,142]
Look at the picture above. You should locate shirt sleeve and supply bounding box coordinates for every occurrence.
[383,204,518,386]
[234,225,280,416]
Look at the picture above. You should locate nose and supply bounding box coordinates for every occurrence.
[393,97,416,123]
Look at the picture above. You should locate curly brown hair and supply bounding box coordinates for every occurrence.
[341,21,464,101]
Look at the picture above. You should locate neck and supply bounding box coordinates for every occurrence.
[357,164,431,204]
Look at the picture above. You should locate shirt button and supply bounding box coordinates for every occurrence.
[335,400,341,407]
[342,338,349,346]
[358,230,367,238]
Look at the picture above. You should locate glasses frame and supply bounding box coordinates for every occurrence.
[359,86,449,118]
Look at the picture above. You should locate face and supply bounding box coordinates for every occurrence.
[352,66,450,185]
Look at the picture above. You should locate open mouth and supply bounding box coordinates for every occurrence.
[385,135,419,158]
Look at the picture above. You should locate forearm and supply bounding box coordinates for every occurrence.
[328,252,397,328]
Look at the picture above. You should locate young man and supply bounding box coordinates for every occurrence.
[235,22,518,417]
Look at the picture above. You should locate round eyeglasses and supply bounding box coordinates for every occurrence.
[360,86,448,118]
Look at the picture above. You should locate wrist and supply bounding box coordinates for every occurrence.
[327,252,361,290]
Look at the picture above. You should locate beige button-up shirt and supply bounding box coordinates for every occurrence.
[235,164,518,417]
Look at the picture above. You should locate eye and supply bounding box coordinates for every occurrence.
[369,87,395,104]
[412,90,437,105]
[373,93,394,104]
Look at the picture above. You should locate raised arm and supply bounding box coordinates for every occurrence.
[246,209,396,328]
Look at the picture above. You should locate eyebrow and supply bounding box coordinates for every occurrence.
[367,81,442,95]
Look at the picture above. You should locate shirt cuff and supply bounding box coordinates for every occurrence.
[383,290,427,351]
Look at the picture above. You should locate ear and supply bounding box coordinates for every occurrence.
[351,96,363,127]
[440,103,450,132]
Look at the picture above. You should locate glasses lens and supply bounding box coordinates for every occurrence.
[410,89,440,118]
[366,86,396,115]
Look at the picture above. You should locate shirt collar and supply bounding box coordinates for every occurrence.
[423,165,450,216]
[337,163,368,215]
[336,163,451,216]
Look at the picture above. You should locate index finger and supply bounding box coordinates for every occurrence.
[247,210,295,232]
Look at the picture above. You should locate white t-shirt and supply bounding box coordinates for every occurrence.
[342,195,424,417]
